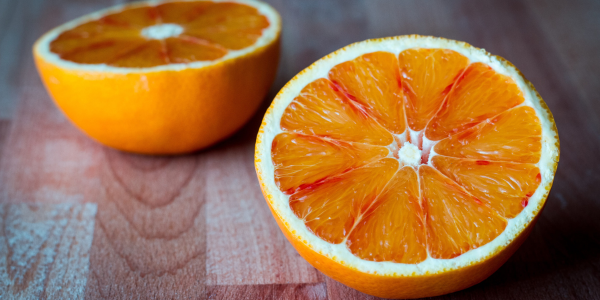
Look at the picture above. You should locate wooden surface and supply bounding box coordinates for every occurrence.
[1,0,599,299]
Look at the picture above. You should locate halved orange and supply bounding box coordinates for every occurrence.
[255,36,559,298]
[34,0,280,154]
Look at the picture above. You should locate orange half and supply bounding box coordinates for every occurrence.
[255,36,559,299]
[34,0,280,154]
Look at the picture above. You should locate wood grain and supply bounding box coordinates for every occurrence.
[325,278,378,300]
[527,0,600,130]
[84,150,207,299]
[0,0,599,299]
[0,0,45,119]
[0,203,96,299]
[204,142,323,285]
[206,283,327,300]
[0,120,10,159]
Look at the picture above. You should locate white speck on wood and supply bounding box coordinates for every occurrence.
[0,203,96,300]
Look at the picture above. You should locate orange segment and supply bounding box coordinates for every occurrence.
[346,167,427,263]
[52,37,148,65]
[50,6,160,60]
[289,159,398,244]
[184,28,262,51]
[184,2,268,29]
[156,2,214,24]
[280,78,394,146]
[271,133,389,194]
[164,37,227,63]
[97,6,160,28]
[183,2,269,50]
[425,62,525,141]
[419,165,507,259]
[49,1,269,66]
[52,21,134,41]
[434,106,542,163]
[328,52,405,134]
[108,40,168,67]
[50,22,140,48]
[432,156,541,218]
[399,49,469,131]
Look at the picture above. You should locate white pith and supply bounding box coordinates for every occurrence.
[398,142,421,167]
[33,0,281,73]
[256,36,559,276]
[141,23,184,40]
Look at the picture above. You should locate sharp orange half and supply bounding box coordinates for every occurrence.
[255,35,559,298]
[34,0,280,154]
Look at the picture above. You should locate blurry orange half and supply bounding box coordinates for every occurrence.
[34,0,280,154]
[255,36,559,298]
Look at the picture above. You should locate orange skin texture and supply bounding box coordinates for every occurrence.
[255,36,560,299]
[34,36,280,154]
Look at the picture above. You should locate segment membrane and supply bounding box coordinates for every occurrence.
[156,2,214,24]
[419,166,507,259]
[53,36,148,65]
[289,159,398,244]
[399,49,469,131]
[108,40,168,67]
[272,133,389,194]
[183,2,268,31]
[280,78,394,146]
[347,167,427,263]
[425,62,525,141]
[432,156,541,218]
[434,106,542,163]
[329,52,406,134]
[97,6,161,29]
[164,37,227,63]
[164,2,269,50]
[50,29,142,55]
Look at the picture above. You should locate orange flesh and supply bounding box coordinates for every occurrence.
[431,156,541,218]
[289,159,398,244]
[425,62,525,141]
[280,78,394,146]
[399,49,469,132]
[272,133,389,195]
[272,49,542,262]
[347,167,427,263]
[329,52,406,134]
[49,2,269,67]
[419,166,507,259]
[434,106,542,163]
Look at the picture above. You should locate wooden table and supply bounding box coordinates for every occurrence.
[1,0,599,299]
